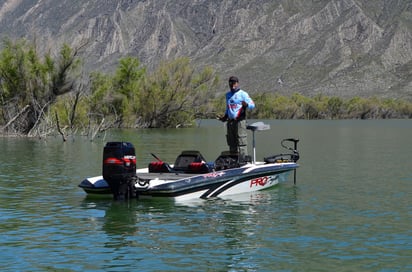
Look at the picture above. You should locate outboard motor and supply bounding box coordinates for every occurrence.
[102,142,137,200]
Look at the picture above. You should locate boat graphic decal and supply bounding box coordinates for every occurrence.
[200,170,289,198]
[249,176,270,187]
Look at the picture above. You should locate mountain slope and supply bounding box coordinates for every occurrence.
[0,0,410,99]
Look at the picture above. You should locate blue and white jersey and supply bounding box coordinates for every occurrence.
[225,88,255,120]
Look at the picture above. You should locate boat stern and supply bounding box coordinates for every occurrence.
[78,176,112,195]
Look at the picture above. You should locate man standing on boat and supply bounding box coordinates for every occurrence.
[218,76,255,160]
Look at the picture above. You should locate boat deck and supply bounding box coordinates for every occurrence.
[136,172,201,181]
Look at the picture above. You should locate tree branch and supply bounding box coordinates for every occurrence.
[0,104,30,132]
[55,111,67,142]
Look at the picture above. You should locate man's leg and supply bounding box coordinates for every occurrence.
[237,120,248,157]
[226,121,238,154]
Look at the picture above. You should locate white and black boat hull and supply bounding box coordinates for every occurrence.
[79,162,297,200]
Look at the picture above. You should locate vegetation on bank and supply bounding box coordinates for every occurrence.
[1,40,411,139]
[249,93,412,120]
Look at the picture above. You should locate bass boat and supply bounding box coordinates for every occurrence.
[78,122,300,201]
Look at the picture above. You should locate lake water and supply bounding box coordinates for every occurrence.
[0,120,411,271]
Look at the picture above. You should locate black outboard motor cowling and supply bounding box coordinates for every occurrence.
[103,142,137,200]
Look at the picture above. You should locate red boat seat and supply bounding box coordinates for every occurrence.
[148,161,172,173]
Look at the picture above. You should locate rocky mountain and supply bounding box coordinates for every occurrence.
[0,0,411,99]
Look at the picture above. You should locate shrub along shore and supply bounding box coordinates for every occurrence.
[1,39,411,138]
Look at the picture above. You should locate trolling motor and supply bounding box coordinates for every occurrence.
[264,138,300,184]
[283,138,300,184]
[281,138,300,162]
[102,142,137,200]
[264,138,300,163]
